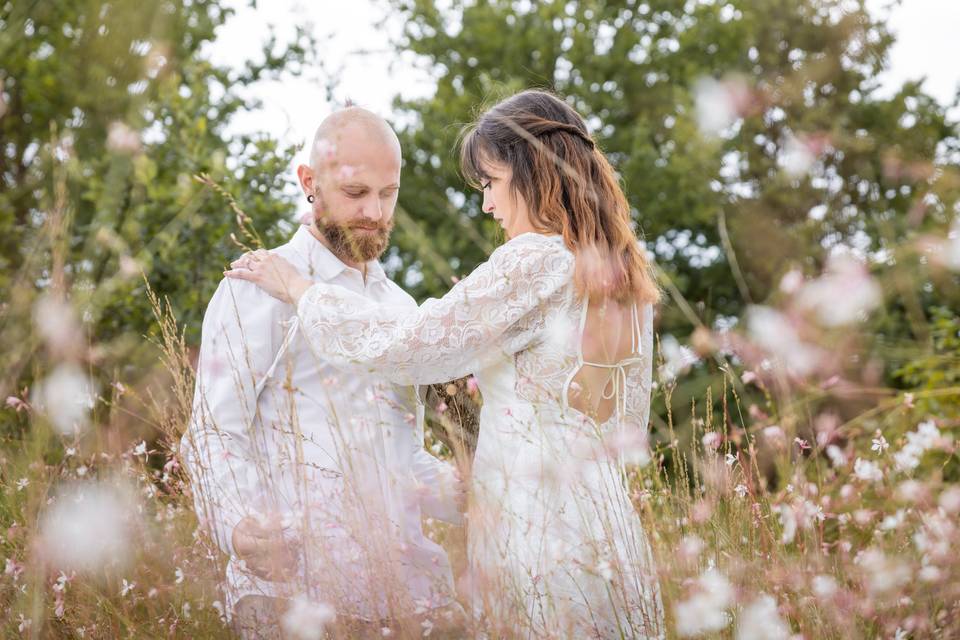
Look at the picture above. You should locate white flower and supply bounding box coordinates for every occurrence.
[38,481,134,573]
[174,567,184,584]
[120,579,135,597]
[778,268,804,294]
[106,121,141,154]
[702,431,722,451]
[853,457,883,483]
[421,618,434,637]
[826,445,848,467]
[736,594,790,640]
[659,334,700,382]
[280,598,336,640]
[871,432,889,454]
[31,364,97,436]
[734,484,748,498]
[811,574,837,599]
[693,76,749,137]
[16,477,29,491]
[675,569,733,636]
[780,133,816,177]
[746,306,822,376]
[133,441,148,458]
[32,295,82,355]
[938,486,960,514]
[857,548,910,595]
[894,420,940,472]
[725,453,737,467]
[777,504,797,544]
[679,535,705,561]
[794,252,882,326]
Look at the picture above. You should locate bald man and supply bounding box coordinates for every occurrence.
[182,108,464,638]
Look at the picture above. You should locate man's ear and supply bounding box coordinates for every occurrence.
[296,164,316,196]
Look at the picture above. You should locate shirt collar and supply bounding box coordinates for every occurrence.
[288,223,388,284]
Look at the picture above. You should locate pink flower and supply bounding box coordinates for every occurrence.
[466,376,479,395]
[5,396,29,412]
[702,431,722,451]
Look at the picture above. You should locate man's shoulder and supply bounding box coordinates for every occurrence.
[205,270,291,323]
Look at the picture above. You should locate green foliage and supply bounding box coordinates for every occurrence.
[0,0,313,388]
[386,0,958,324]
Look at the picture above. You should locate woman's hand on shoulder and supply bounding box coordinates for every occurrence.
[224,249,313,305]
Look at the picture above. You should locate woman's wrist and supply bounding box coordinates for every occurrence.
[289,277,313,305]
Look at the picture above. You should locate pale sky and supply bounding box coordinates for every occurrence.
[208,0,960,169]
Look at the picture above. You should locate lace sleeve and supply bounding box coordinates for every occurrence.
[296,233,574,385]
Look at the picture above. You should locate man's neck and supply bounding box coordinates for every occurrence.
[306,222,368,280]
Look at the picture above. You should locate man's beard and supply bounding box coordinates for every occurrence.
[314,211,394,263]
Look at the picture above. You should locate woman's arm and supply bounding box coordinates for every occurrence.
[296,233,573,385]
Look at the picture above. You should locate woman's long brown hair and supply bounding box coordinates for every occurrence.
[460,89,660,305]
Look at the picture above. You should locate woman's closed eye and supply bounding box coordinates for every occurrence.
[481,180,492,191]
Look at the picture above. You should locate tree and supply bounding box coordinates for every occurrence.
[383,0,960,433]
[386,0,958,327]
[0,0,314,398]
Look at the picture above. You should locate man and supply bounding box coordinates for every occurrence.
[181,108,463,638]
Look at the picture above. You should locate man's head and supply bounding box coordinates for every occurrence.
[297,107,402,264]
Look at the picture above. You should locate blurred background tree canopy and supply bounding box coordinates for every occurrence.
[0,0,313,397]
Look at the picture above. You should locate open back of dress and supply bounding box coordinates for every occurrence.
[565,298,645,425]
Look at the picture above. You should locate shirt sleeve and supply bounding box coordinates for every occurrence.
[295,233,574,386]
[409,395,464,525]
[180,278,288,556]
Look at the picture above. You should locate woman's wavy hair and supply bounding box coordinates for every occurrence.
[460,89,660,305]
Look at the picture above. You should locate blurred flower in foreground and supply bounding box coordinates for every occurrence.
[281,597,336,640]
[853,457,883,483]
[31,363,96,435]
[893,420,942,472]
[780,133,817,177]
[38,481,135,573]
[736,594,790,640]
[33,295,84,357]
[106,121,141,154]
[659,334,700,382]
[794,252,882,326]
[746,306,822,377]
[917,215,960,270]
[693,75,753,137]
[675,568,733,636]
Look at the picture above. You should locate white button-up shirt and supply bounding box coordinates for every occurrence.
[181,225,460,620]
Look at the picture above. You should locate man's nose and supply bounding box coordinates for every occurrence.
[362,197,383,221]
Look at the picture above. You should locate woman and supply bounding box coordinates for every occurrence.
[227,89,664,638]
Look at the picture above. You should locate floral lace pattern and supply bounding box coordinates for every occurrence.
[297,232,653,431]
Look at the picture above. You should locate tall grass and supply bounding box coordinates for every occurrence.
[1,153,958,640]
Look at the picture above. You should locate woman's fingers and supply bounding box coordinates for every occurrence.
[223,267,256,282]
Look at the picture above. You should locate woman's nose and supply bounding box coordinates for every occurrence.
[482,192,495,214]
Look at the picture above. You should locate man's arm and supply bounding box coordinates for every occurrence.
[180,277,286,556]
[410,391,466,525]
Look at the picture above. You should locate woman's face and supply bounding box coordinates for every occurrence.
[479,160,535,239]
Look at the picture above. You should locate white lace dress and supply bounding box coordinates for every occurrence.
[296,232,664,638]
